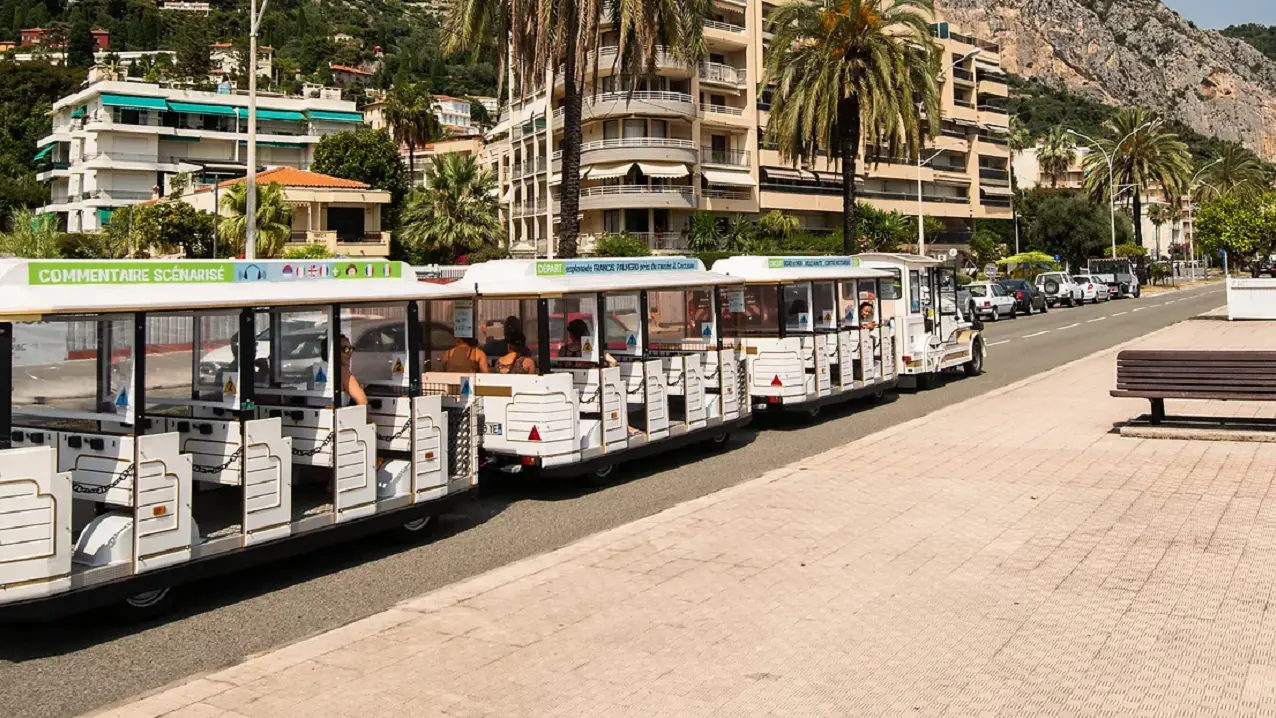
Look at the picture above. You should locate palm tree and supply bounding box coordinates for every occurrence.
[1082,108,1192,250]
[1197,144,1268,201]
[399,154,501,260]
[218,182,294,258]
[1146,202,1174,262]
[1038,127,1076,188]
[1007,117,1032,157]
[762,0,940,254]
[445,0,709,258]
[383,83,444,187]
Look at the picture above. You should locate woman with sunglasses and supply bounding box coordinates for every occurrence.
[338,334,367,406]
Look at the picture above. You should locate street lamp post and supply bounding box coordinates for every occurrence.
[917,48,982,257]
[1068,122,1151,259]
[1185,158,1222,277]
[244,0,270,260]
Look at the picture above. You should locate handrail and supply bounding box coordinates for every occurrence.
[704,19,746,33]
[552,91,696,118]
[701,103,745,116]
[698,61,746,86]
[580,185,695,198]
[700,147,750,166]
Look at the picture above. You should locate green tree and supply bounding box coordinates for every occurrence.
[1195,191,1276,276]
[756,210,799,242]
[1027,191,1132,270]
[762,0,939,254]
[0,208,61,257]
[110,202,217,258]
[1197,143,1269,201]
[398,153,499,262]
[1146,202,1174,260]
[311,128,409,227]
[1082,108,1192,250]
[66,17,96,67]
[594,232,652,257]
[382,82,442,186]
[1038,126,1076,188]
[685,211,725,252]
[968,226,1004,269]
[855,202,911,253]
[218,182,294,258]
[173,17,211,80]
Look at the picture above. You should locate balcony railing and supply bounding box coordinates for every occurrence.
[982,197,1012,207]
[581,185,696,201]
[978,73,1007,85]
[586,137,696,152]
[552,91,696,119]
[79,189,156,201]
[949,32,999,54]
[951,68,974,82]
[701,104,746,118]
[84,151,161,164]
[704,19,746,33]
[698,62,746,87]
[587,231,687,251]
[977,134,1008,146]
[701,147,750,166]
[702,188,751,201]
[978,167,1009,181]
[977,104,1008,115]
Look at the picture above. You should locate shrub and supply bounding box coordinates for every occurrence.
[283,244,335,259]
[593,232,652,257]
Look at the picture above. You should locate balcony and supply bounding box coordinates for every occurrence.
[698,62,747,90]
[701,188,753,202]
[951,68,974,84]
[583,231,687,253]
[978,167,1009,182]
[705,19,748,48]
[701,147,750,167]
[557,137,699,168]
[578,184,696,210]
[552,91,697,128]
[699,103,750,127]
[287,230,391,257]
[511,199,549,218]
[562,46,691,83]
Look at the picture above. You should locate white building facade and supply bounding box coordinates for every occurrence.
[36,81,364,233]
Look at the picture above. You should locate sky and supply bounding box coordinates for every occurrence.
[1160,0,1276,29]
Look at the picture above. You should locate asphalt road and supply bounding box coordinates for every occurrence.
[0,282,1227,718]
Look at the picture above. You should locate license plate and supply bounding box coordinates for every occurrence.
[483,423,503,436]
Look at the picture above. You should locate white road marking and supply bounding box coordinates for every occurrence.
[1059,323,1080,330]
[987,340,1011,347]
[1113,311,1128,316]
[1087,317,1106,323]
[1133,307,1146,312]
[1022,331,1050,339]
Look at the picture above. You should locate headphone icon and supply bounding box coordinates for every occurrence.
[239,264,266,282]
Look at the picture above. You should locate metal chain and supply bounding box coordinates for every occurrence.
[72,464,136,495]
[193,447,244,475]
[292,432,335,457]
[376,423,412,443]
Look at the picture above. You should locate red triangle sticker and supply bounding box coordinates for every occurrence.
[771,375,783,387]
[528,426,542,441]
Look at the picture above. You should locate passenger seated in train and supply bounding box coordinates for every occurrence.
[859,302,877,330]
[338,334,368,406]
[441,336,490,373]
[560,318,617,367]
[482,316,522,358]
[495,330,536,375]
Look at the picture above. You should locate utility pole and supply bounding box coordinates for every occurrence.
[245,0,269,260]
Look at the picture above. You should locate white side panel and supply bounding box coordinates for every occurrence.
[570,368,602,413]
[477,374,580,460]
[860,328,878,381]
[882,326,896,378]
[0,446,72,602]
[813,335,832,397]
[334,405,376,522]
[412,395,447,499]
[644,359,670,439]
[719,349,740,419]
[682,354,706,428]
[600,366,627,450]
[243,417,292,545]
[135,433,193,572]
[58,433,135,507]
[749,339,805,399]
[838,331,857,389]
[168,418,242,486]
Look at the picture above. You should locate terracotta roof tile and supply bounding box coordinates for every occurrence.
[212,167,370,190]
[329,64,374,76]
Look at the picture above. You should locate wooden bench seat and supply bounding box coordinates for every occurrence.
[1111,350,1276,422]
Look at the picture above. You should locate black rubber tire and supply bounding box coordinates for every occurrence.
[990,307,1000,322]
[585,463,619,486]
[964,338,985,376]
[1133,285,1141,298]
[706,431,732,451]
[1041,301,1049,313]
[916,372,936,390]
[1044,279,1060,294]
[392,514,438,543]
[116,586,175,622]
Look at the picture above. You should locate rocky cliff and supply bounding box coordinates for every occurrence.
[936,0,1276,160]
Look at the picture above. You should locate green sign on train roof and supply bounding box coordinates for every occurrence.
[25,260,403,286]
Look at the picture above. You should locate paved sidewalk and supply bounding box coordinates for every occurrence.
[93,318,1276,718]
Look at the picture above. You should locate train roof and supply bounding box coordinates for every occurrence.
[456,258,743,297]
[710,256,892,283]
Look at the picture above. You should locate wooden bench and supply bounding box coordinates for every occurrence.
[1111,350,1276,423]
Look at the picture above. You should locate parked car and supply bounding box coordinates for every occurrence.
[997,278,1048,315]
[1035,272,1083,308]
[1071,275,1111,303]
[966,282,1018,321]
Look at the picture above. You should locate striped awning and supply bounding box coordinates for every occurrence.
[100,94,168,111]
[309,110,364,123]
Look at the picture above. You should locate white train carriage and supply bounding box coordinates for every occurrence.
[447,257,751,481]
[856,253,986,388]
[0,259,477,620]
[710,256,899,417]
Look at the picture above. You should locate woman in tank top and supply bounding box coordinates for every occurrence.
[441,337,490,373]
[496,329,536,375]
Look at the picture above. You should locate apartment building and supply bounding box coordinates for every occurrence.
[492,15,1013,257]
[36,81,364,233]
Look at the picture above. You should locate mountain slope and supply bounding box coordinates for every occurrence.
[936,0,1276,160]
